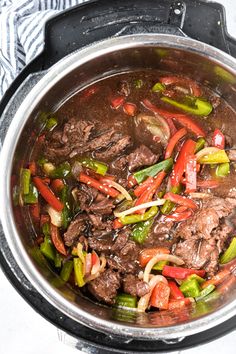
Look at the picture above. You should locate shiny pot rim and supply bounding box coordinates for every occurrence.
[1,34,236,340]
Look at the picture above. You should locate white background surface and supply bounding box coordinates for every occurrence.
[0,1,236,353]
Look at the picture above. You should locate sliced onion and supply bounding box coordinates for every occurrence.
[143,254,184,283]
[114,199,166,218]
[196,147,220,161]
[91,251,100,275]
[102,179,132,201]
[189,192,212,199]
[77,242,85,264]
[137,275,168,312]
[43,162,55,175]
[136,113,170,146]
[47,205,62,227]
[85,254,107,282]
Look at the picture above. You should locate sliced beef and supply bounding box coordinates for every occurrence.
[144,219,176,249]
[45,145,71,160]
[63,214,88,247]
[111,156,128,171]
[75,185,98,211]
[173,238,219,277]
[123,274,150,297]
[127,145,159,172]
[227,150,236,161]
[87,194,114,215]
[111,229,129,252]
[76,185,114,215]
[117,80,130,97]
[94,135,132,160]
[88,269,121,304]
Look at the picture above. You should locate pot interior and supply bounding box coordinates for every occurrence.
[7,38,236,338]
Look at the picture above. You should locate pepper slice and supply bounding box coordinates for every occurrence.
[74,258,85,287]
[60,260,74,282]
[161,184,182,215]
[131,218,154,244]
[33,177,64,212]
[50,223,67,256]
[199,150,229,164]
[139,247,170,267]
[79,173,119,198]
[185,155,197,193]
[115,293,137,308]
[220,237,236,264]
[150,281,170,309]
[171,139,196,187]
[168,281,184,300]
[195,137,206,153]
[162,265,206,279]
[195,284,216,302]
[212,129,225,149]
[215,162,230,177]
[49,161,71,179]
[119,206,158,225]
[79,157,108,176]
[179,278,201,297]
[159,76,202,97]
[164,127,187,159]
[133,158,173,184]
[20,168,31,195]
[164,192,198,210]
[161,96,212,116]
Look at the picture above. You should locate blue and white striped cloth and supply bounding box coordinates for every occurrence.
[0,0,87,100]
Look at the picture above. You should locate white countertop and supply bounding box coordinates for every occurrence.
[0,1,236,353]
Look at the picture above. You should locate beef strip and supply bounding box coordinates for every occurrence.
[117,80,130,97]
[123,274,150,297]
[76,185,114,215]
[88,234,114,253]
[88,269,121,304]
[144,219,177,249]
[111,229,130,252]
[63,214,88,247]
[227,150,236,161]
[94,135,132,160]
[75,185,98,211]
[127,145,159,172]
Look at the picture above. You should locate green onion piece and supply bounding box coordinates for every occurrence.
[45,116,58,131]
[50,161,71,178]
[134,79,143,88]
[119,206,158,225]
[54,252,63,268]
[115,293,137,308]
[79,157,108,176]
[74,258,85,287]
[20,168,31,195]
[152,260,168,271]
[195,284,215,301]
[134,158,173,184]
[161,96,213,116]
[152,82,165,92]
[37,157,48,167]
[199,150,230,164]
[220,237,236,264]
[180,278,201,298]
[186,274,205,284]
[131,218,154,244]
[23,184,38,204]
[216,162,230,177]
[60,260,74,282]
[195,137,206,153]
[161,184,182,215]
[40,236,55,262]
[60,185,71,229]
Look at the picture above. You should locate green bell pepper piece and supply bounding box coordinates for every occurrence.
[40,236,56,262]
[79,157,108,176]
[119,206,158,225]
[199,150,230,164]
[20,168,31,195]
[195,137,206,153]
[133,158,173,184]
[161,96,213,116]
[152,260,168,271]
[134,79,143,89]
[195,284,215,301]
[220,237,236,264]
[216,162,230,177]
[115,293,137,308]
[152,82,165,92]
[60,260,74,282]
[45,116,58,131]
[186,274,205,284]
[50,161,71,178]
[60,185,71,229]
[131,218,154,244]
[23,183,38,204]
[161,184,182,214]
[54,252,63,268]
[74,258,85,287]
[180,278,201,298]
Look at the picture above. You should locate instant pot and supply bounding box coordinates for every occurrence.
[0,0,236,352]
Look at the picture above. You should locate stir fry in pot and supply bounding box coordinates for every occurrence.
[18,71,236,312]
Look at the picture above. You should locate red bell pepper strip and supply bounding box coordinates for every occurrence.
[123,102,137,116]
[50,223,67,256]
[135,171,166,214]
[197,179,220,189]
[113,218,123,229]
[162,265,206,279]
[171,139,196,187]
[168,281,184,300]
[165,117,178,136]
[150,281,170,309]
[174,205,188,213]
[139,247,170,267]
[111,96,125,109]
[32,177,64,212]
[185,155,197,193]
[165,209,193,221]
[164,192,198,210]
[51,179,64,194]
[201,269,230,289]
[127,175,138,188]
[165,128,187,159]
[168,297,193,310]
[141,99,206,137]
[212,129,225,149]
[133,176,155,197]
[79,172,119,198]
[159,76,202,97]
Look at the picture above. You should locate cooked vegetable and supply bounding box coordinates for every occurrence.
[60,185,71,229]
[164,192,198,210]
[201,269,230,289]
[180,278,201,297]
[159,76,202,97]
[185,155,197,193]
[40,235,56,262]
[161,96,212,116]
[164,127,187,159]
[195,284,215,301]
[123,102,137,116]
[33,177,64,212]
[74,258,85,287]
[212,129,225,149]
[162,266,206,279]
[20,168,31,195]
[136,113,170,145]
[45,116,58,131]
[50,223,67,256]
[50,161,71,178]
[60,260,74,282]
[168,281,184,299]
[161,184,182,215]
[150,281,170,309]
[195,137,206,153]
[47,205,62,227]
[79,157,108,176]
[111,96,125,109]
[119,206,158,225]
[152,82,165,92]
[215,162,230,177]
[131,218,154,244]
[137,275,167,312]
[23,183,38,204]
[199,150,229,164]
[115,293,137,308]
[114,200,165,218]
[220,237,236,264]
[79,173,119,198]
[133,158,173,184]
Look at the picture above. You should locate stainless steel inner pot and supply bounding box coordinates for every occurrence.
[1,34,236,341]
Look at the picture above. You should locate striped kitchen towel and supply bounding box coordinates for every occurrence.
[0,0,87,100]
